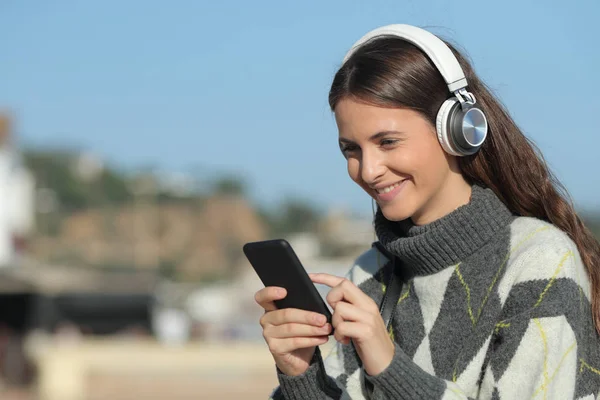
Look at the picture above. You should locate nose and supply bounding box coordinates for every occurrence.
[360,148,386,185]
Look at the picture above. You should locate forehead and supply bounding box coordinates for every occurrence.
[334,98,426,139]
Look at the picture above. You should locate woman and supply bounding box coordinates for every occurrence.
[255,24,600,399]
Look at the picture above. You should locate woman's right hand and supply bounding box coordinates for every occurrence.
[255,286,332,376]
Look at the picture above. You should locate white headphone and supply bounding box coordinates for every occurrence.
[343,24,488,157]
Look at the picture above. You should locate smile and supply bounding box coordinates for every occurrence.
[376,181,403,194]
[374,179,408,202]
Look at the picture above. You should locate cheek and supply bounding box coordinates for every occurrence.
[386,150,423,180]
[409,137,448,179]
[415,142,449,187]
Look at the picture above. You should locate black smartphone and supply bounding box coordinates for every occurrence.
[243,239,333,328]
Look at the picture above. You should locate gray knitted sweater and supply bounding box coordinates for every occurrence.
[270,185,600,399]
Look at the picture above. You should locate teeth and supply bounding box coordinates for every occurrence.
[377,182,401,194]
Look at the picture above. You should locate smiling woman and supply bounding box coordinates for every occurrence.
[255,24,600,400]
[335,101,470,224]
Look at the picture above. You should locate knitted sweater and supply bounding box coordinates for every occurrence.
[270,185,600,399]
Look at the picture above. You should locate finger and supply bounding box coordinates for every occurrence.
[269,336,329,354]
[333,321,372,342]
[331,302,345,329]
[255,287,286,312]
[322,279,377,313]
[332,312,348,343]
[332,301,374,324]
[331,302,376,344]
[333,328,351,345]
[310,273,363,306]
[266,323,332,339]
[264,308,328,327]
[309,273,345,288]
[326,286,350,310]
[331,302,351,344]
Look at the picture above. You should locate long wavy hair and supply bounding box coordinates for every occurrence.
[329,36,600,333]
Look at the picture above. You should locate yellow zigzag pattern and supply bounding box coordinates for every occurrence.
[452,226,579,383]
[455,265,476,326]
[494,321,511,334]
[580,359,600,376]
[377,225,599,391]
[454,226,551,329]
[398,281,411,304]
[446,384,467,397]
[534,250,574,308]
[523,249,577,398]
[533,318,549,400]
[528,251,579,398]
[530,338,576,399]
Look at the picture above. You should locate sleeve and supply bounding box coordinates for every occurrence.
[268,341,477,400]
[268,346,350,400]
[361,343,473,399]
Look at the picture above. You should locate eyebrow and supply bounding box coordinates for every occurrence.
[338,130,405,144]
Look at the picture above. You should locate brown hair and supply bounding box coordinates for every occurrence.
[329,36,600,332]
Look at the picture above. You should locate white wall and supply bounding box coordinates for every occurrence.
[0,147,35,267]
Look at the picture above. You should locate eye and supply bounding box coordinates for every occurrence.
[380,138,399,147]
[340,143,359,156]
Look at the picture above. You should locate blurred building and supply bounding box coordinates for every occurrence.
[0,114,35,267]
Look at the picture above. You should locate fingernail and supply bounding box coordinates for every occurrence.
[314,315,325,325]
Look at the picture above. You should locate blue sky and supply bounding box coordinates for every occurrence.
[1,0,598,215]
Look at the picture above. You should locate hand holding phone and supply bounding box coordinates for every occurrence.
[244,239,333,376]
[243,239,333,324]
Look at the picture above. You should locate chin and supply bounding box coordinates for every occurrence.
[378,203,413,222]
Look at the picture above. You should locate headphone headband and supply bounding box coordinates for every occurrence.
[343,24,468,93]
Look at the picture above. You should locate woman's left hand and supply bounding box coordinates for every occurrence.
[309,273,395,376]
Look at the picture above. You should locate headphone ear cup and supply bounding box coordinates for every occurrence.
[436,98,488,156]
[436,98,462,157]
[449,105,488,155]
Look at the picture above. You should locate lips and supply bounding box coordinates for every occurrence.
[376,181,403,194]
[374,179,408,202]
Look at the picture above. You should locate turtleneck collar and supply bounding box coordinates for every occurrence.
[374,185,515,277]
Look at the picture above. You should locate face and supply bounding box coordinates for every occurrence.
[335,97,471,225]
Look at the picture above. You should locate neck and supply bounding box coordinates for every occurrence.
[411,174,472,226]
[375,185,515,276]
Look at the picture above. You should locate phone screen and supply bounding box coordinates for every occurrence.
[243,239,333,324]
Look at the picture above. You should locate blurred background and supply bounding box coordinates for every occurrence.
[0,1,598,399]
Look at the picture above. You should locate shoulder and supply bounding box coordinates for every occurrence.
[509,216,576,249]
[499,216,590,301]
[345,246,390,286]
